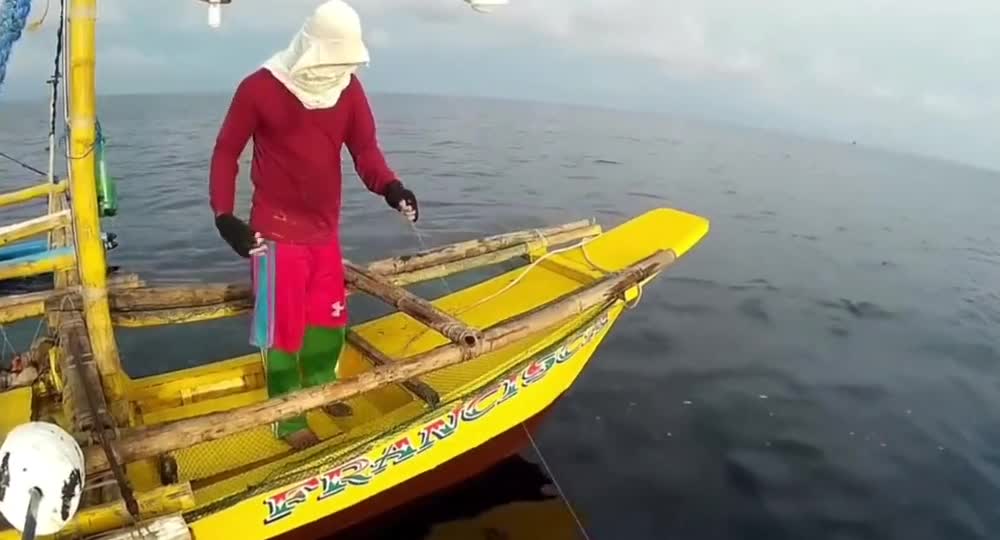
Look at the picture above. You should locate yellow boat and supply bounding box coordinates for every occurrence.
[0,1,710,539]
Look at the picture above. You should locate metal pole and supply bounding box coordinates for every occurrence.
[20,487,42,540]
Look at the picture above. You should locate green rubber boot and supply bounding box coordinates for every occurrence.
[299,326,352,417]
[265,348,309,439]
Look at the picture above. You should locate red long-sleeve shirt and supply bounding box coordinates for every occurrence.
[209,69,398,244]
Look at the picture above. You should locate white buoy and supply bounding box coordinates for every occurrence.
[0,422,85,538]
[465,0,509,14]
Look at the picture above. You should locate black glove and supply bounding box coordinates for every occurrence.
[214,214,255,258]
[384,180,418,222]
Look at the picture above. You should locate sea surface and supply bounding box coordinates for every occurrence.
[2,93,1000,539]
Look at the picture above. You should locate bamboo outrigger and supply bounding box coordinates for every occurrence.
[0,1,709,538]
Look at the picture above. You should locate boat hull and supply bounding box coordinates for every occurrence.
[276,395,560,539]
[185,306,619,540]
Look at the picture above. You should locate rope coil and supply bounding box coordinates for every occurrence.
[0,0,32,91]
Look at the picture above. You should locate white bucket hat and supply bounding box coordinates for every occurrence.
[263,0,370,109]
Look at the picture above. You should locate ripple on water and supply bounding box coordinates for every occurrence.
[662,301,719,316]
[813,298,898,321]
[738,297,772,325]
[917,340,1000,373]
[626,190,668,201]
[728,278,780,292]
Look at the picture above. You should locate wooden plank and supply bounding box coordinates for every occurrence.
[346,330,440,407]
[0,209,71,247]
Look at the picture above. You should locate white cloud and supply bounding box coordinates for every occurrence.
[4,0,997,168]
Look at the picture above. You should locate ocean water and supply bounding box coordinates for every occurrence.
[2,92,1000,539]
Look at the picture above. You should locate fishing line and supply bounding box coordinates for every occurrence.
[0,151,46,176]
[398,212,593,540]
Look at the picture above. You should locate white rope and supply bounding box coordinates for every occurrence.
[0,313,48,366]
[398,217,609,355]
[521,424,593,540]
[0,323,14,361]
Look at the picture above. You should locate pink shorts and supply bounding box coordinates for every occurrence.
[250,238,348,353]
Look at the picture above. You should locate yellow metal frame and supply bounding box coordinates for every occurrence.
[67,0,124,401]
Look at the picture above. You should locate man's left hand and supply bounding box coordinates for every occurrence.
[385,181,419,223]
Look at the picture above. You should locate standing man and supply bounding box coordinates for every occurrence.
[208,0,418,450]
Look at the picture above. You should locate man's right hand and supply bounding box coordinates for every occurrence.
[214,214,260,258]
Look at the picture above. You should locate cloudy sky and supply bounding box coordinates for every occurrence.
[3,0,998,171]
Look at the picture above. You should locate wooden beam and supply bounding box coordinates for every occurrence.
[109,283,251,312]
[55,307,139,516]
[83,249,676,475]
[366,219,595,275]
[0,274,145,325]
[34,222,602,328]
[387,225,601,286]
[346,330,440,407]
[0,210,72,247]
[345,261,482,348]
[0,180,67,208]
[112,301,252,328]
[0,246,75,281]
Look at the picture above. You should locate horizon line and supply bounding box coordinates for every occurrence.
[1,87,997,176]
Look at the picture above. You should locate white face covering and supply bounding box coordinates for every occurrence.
[263,0,370,110]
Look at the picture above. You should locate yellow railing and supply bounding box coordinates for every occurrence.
[0,180,67,208]
[0,209,71,247]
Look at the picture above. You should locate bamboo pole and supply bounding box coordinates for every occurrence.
[0,210,72,247]
[112,301,252,328]
[109,283,251,312]
[56,306,140,514]
[388,225,602,286]
[49,187,75,291]
[345,261,483,347]
[67,0,124,400]
[0,247,75,281]
[0,274,145,325]
[37,222,601,328]
[0,180,67,208]
[0,289,53,324]
[366,219,595,275]
[55,310,110,435]
[82,249,676,475]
